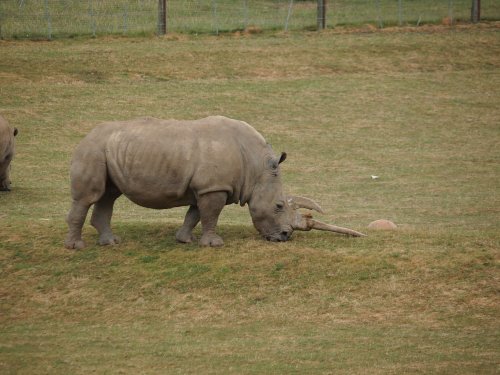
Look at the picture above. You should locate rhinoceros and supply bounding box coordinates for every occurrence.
[64,116,364,249]
[0,115,18,192]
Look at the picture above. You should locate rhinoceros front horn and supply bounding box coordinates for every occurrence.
[305,218,366,237]
[292,212,366,237]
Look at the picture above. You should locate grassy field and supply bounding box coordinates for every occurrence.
[1,23,499,373]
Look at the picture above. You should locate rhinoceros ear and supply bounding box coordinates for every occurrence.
[268,152,286,170]
[13,128,18,137]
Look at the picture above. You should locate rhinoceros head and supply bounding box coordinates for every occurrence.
[248,151,365,242]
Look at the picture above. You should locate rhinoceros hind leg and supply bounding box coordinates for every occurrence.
[197,191,227,247]
[90,187,122,246]
[176,205,200,243]
[65,201,91,250]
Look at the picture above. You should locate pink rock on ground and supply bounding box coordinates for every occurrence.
[368,219,397,230]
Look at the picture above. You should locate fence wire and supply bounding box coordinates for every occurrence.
[0,0,499,39]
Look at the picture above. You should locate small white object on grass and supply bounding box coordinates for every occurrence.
[371,175,379,180]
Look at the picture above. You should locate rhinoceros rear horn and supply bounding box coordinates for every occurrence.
[287,195,324,214]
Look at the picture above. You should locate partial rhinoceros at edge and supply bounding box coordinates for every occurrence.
[0,115,18,192]
[64,116,365,249]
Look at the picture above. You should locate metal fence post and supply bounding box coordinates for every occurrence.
[89,0,96,37]
[243,0,248,30]
[471,0,481,23]
[44,0,52,39]
[317,0,326,30]
[448,0,454,25]
[398,0,403,26]
[158,0,166,35]
[285,0,294,32]
[376,0,383,28]
[212,0,219,35]
[123,3,129,34]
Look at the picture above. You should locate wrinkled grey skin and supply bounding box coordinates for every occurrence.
[0,115,18,192]
[65,116,364,249]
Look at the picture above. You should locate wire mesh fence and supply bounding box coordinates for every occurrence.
[0,0,499,39]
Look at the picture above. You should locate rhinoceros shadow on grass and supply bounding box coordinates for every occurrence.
[0,115,18,192]
[64,116,365,249]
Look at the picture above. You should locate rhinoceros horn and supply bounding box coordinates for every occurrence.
[289,197,366,237]
[287,195,324,214]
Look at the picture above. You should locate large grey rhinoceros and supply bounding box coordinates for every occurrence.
[64,116,364,249]
[0,115,18,192]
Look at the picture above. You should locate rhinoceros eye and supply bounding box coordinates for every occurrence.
[275,202,284,211]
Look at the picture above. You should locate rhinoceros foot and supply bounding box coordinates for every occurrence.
[175,228,196,244]
[199,233,224,247]
[98,234,121,246]
[0,180,11,191]
[64,238,86,250]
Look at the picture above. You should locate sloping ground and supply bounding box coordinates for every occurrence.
[0,25,499,373]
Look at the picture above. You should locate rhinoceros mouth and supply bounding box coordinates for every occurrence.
[264,230,292,242]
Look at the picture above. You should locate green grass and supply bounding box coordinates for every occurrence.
[1,24,500,373]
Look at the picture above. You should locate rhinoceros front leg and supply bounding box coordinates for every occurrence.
[176,205,200,243]
[0,169,11,191]
[90,188,122,246]
[197,191,227,247]
[65,200,91,250]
